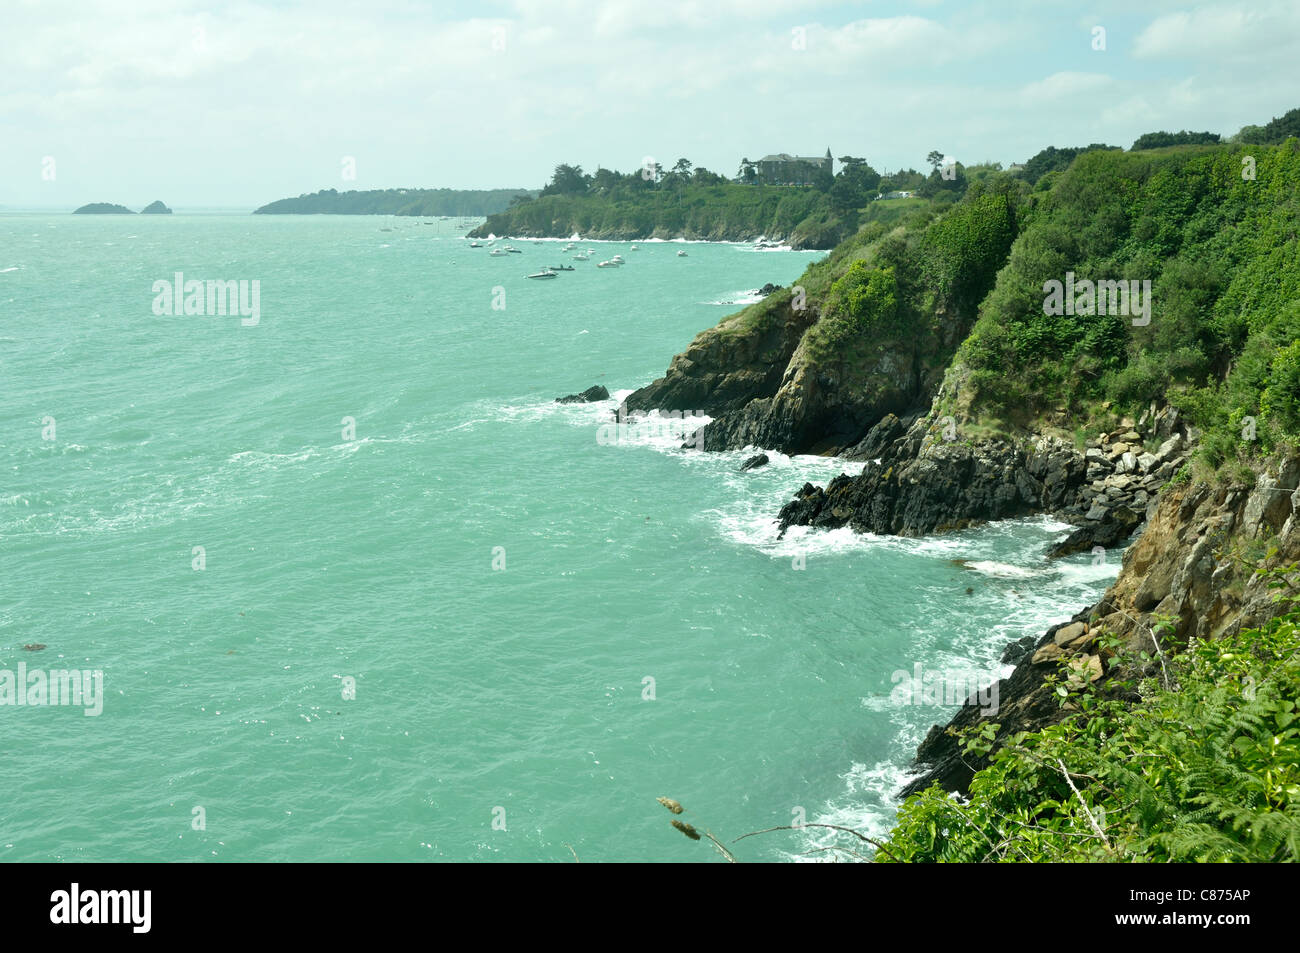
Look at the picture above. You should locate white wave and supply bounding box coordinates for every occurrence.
[960,560,1043,579]
[704,290,764,306]
[0,266,20,273]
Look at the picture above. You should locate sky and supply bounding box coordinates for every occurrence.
[3,0,1299,209]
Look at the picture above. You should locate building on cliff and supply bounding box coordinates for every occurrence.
[755,149,833,185]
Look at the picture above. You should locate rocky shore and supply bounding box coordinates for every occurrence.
[775,403,1194,548]
[900,447,1300,796]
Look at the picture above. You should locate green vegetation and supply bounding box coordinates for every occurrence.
[1131,129,1221,151]
[252,187,536,216]
[880,570,1300,862]
[802,184,1019,363]
[1234,107,1300,145]
[1020,144,1120,186]
[953,139,1300,463]
[471,158,940,248]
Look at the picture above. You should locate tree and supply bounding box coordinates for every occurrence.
[672,158,693,179]
[1235,107,1300,145]
[738,158,757,184]
[1130,130,1220,151]
[542,163,590,196]
[590,167,621,194]
[830,162,881,216]
[838,155,866,169]
[926,150,945,171]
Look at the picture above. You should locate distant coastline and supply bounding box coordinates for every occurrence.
[253,187,537,217]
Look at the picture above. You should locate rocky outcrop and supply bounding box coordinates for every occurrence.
[776,414,1089,537]
[140,200,172,214]
[1047,409,1192,555]
[899,448,1300,797]
[72,203,133,214]
[623,292,818,420]
[740,453,769,471]
[555,385,609,404]
[777,404,1193,543]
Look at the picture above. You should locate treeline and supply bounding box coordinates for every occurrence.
[252,187,537,216]
[468,155,990,247]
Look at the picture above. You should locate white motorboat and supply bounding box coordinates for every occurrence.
[526,268,558,279]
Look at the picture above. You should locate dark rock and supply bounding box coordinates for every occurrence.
[755,282,782,297]
[555,385,610,404]
[1045,506,1142,558]
[22,643,47,651]
[778,422,1087,538]
[1000,635,1036,666]
[740,453,769,471]
[900,612,1094,797]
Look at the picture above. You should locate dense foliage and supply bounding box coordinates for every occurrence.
[471,157,952,247]
[1235,107,1300,145]
[252,187,535,216]
[880,579,1300,862]
[1130,129,1221,151]
[1020,144,1120,185]
[955,139,1300,456]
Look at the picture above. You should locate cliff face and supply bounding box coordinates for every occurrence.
[622,291,819,419]
[900,447,1300,796]
[775,401,1193,541]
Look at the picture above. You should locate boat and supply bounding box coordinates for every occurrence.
[596,260,620,268]
[630,244,639,251]
[505,245,522,254]
[548,265,575,271]
[469,241,483,247]
[573,254,589,261]
[677,250,687,256]
[490,248,508,257]
[611,255,624,264]
[526,269,558,279]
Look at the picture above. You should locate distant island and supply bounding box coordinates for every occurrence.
[140,200,172,214]
[253,187,537,217]
[73,203,134,214]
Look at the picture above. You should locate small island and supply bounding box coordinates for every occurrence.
[73,203,134,214]
[140,200,172,214]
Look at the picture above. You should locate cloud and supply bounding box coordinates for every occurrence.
[1019,71,1114,104]
[1133,2,1300,60]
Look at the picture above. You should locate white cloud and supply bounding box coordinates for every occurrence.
[1133,2,1300,59]
[1019,71,1114,104]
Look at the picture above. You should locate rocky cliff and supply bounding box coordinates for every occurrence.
[900,446,1300,796]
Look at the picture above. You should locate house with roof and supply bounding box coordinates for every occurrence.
[756,149,833,185]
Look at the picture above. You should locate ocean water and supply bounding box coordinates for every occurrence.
[0,214,1116,862]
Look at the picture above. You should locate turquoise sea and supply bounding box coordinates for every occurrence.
[0,214,1116,861]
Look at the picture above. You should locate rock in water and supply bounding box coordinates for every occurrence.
[740,453,769,471]
[140,200,173,214]
[555,385,610,404]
